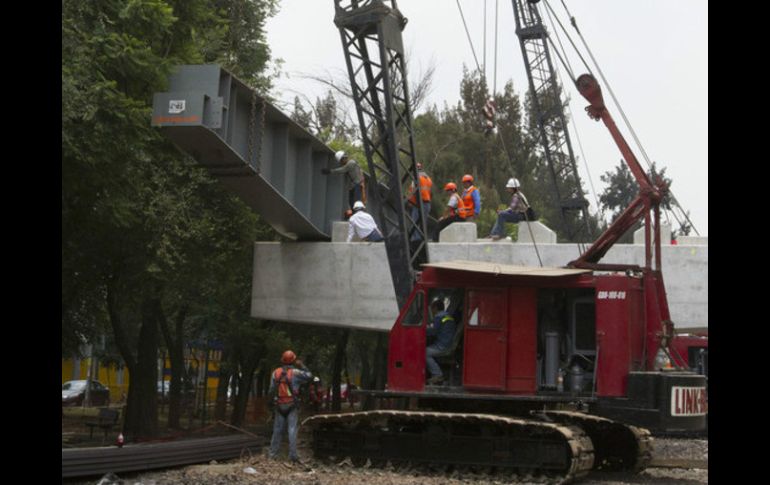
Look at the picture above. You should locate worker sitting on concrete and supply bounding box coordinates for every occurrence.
[460,174,481,221]
[347,201,384,242]
[432,182,467,242]
[322,150,365,210]
[489,177,530,241]
[426,299,456,385]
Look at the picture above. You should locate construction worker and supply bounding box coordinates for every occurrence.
[459,174,481,221]
[426,299,456,385]
[347,201,384,242]
[268,350,314,463]
[407,162,433,241]
[432,182,467,242]
[489,177,530,241]
[322,151,365,210]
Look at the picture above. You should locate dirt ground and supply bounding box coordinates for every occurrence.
[67,431,708,485]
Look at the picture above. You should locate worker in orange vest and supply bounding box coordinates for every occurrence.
[459,174,481,221]
[432,182,467,241]
[268,350,314,463]
[407,162,433,241]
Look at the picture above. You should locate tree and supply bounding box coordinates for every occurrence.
[599,160,688,241]
[62,0,279,439]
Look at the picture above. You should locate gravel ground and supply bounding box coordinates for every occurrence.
[73,436,708,485]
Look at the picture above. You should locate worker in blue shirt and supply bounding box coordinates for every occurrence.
[425,299,456,385]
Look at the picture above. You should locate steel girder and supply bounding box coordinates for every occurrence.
[152,64,345,240]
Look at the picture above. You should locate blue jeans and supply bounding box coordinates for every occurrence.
[349,183,364,210]
[269,406,299,460]
[409,202,431,241]
[490,211,524,237]
[364,230,384,242]
[426,345,448,378]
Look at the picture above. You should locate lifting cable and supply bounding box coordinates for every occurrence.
[455,0,517,180]
[552,0,700,236]
[456,0,541,262]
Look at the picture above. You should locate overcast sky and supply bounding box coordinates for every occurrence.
[266,0,708,236]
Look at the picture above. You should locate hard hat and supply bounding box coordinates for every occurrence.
[462,174,473,183]
[353,200,365,211]
[444,182,457,191]
[281,350,297,364]
[335,150,347,163]
[506,177,520,189]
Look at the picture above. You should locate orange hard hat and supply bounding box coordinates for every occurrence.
[444,182,457,191]
[462,174,473,183]
[281,350,297,364]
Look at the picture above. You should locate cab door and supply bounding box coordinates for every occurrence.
[463,288,508,390]
[387,290,426,391]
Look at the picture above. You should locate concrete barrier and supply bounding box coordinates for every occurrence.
[516,221,557,244]
[633,222,671,245]
[251,240,707,332]
[439,222,477,242]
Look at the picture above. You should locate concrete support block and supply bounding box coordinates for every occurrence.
[515,221,557,244]
[677,236,708,246]
[331,221,361,242]
[633,222,671,245]
[439,222,477,242]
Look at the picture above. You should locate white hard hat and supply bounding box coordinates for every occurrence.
[335,150,347,163]
[506,177,520,189]
[353,200,365,210]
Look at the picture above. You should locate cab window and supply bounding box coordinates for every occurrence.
[401,291,424,326]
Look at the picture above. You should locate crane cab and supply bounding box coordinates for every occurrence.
[384,260,706,433]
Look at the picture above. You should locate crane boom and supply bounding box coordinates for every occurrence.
[333,0,429,307]
[510,0,591,243]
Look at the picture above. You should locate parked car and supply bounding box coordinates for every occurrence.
[62,380,111,407]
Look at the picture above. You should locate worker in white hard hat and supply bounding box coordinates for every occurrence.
[322,150,365,210]
[488,177,531,241]
[347,201,384,242]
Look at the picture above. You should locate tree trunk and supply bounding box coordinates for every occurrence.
[331,329,350,412]
[214,349,230,421]
[230,364,257,427]
[158,304,188,429]
[123,296,160,439]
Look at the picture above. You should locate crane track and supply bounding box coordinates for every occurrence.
[531,410,653,472]
[303,410,595,483]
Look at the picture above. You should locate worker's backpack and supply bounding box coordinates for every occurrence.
[525,206,537,221]
[272,367,298,416]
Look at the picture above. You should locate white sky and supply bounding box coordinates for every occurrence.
[266,0,708,235]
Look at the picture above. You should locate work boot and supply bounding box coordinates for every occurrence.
[427,374,444,385]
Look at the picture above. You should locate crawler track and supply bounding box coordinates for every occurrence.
[531,410,652,472]
[303,410,595,483]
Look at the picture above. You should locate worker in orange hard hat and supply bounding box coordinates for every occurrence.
[459,174,481,221]
[268,350,314,463]
[432,182,467,241]
[406,162,433,242]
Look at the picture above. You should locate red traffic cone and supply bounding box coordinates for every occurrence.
[116,432,124,448]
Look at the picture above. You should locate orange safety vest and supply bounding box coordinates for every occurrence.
[408,174,433,204]
[449,193,467,219]
[273,367,296,405]
[460,186,477,218]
